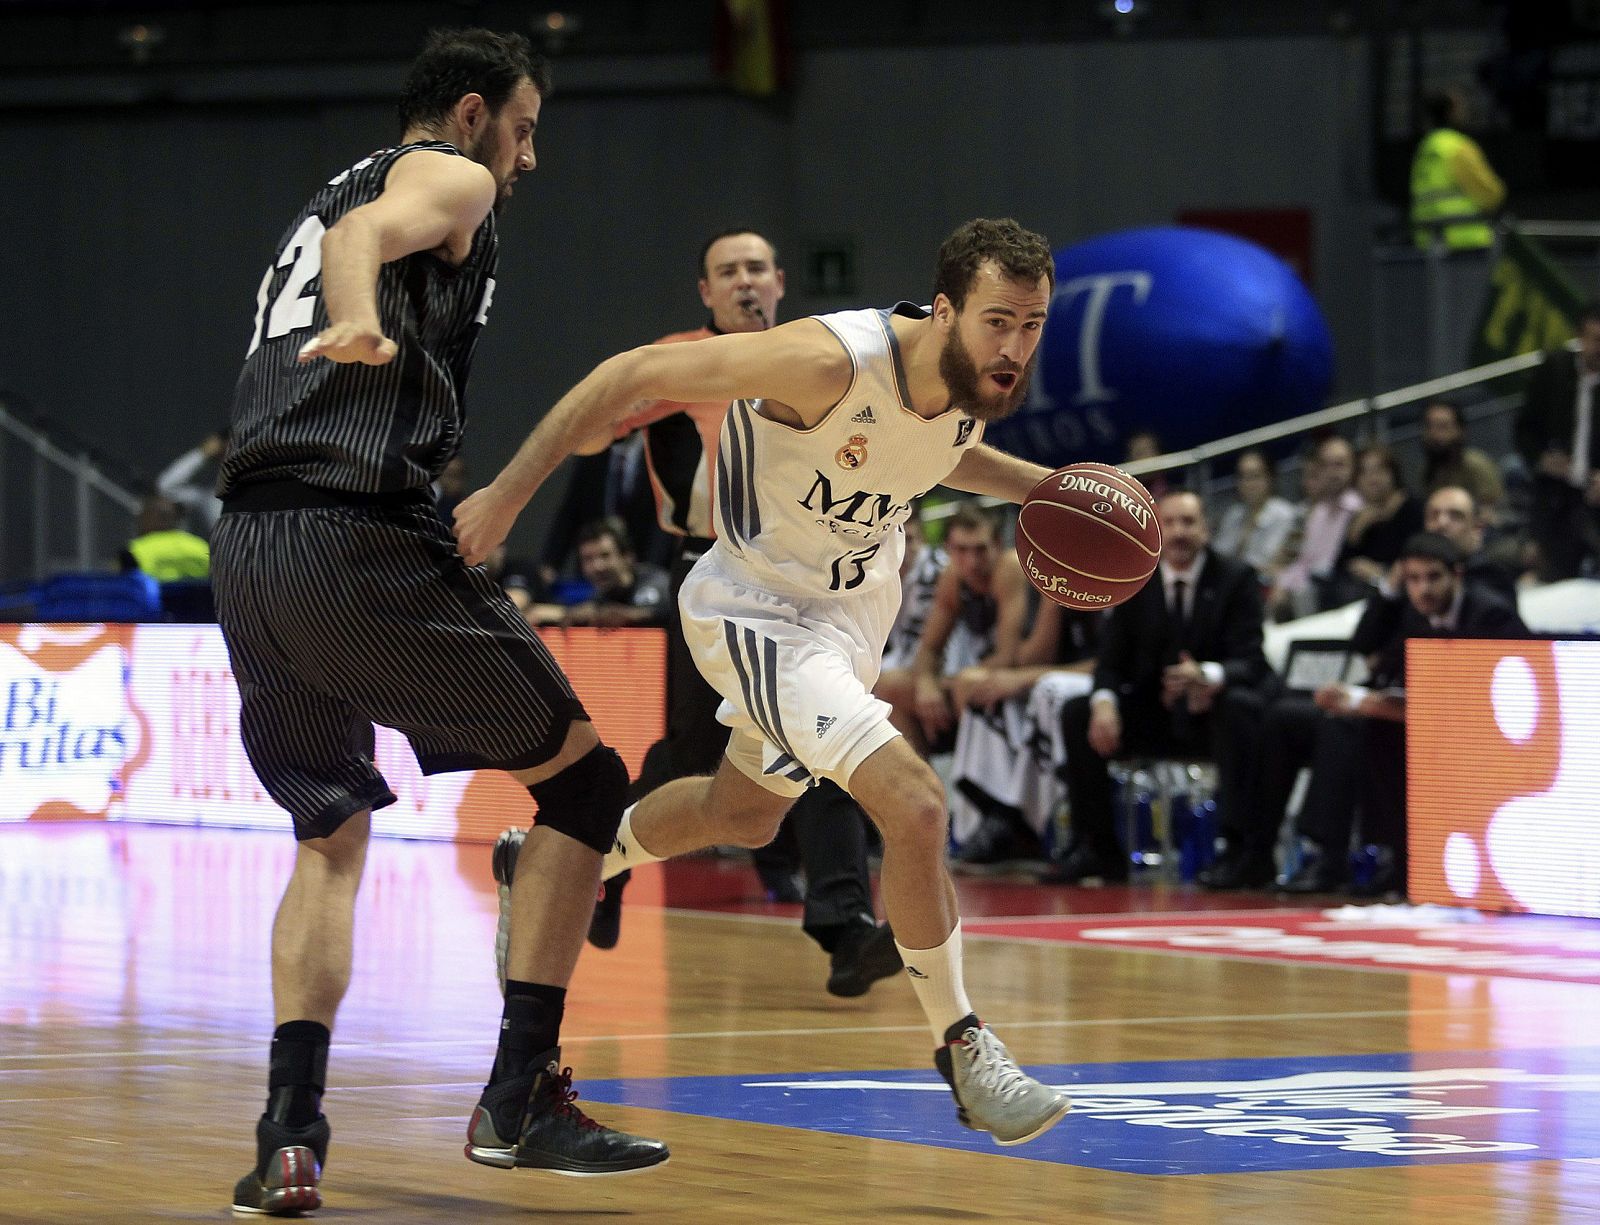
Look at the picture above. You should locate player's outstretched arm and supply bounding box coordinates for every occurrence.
[298,152,496,366]
[943,444,1049,504]
[453,321,850,565]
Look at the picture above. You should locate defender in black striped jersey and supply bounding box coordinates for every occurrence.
[213,30,665,1217]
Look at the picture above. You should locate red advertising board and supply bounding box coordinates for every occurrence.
[0,623,665,842]
[1408,639,1600,917]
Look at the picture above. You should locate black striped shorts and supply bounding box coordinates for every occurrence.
[212,493,586,839]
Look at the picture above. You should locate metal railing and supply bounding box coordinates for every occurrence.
[927,347,1542,520]
[1117,349,1542,486]
[0,401,143,581]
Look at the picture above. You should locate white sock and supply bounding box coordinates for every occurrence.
[896,923,975,1044]
[602,804,664,880]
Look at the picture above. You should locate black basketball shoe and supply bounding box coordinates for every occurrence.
[588,869,630,950]
[465,1048,669,1176]
[231,1113,330,1215]
[825,921,903,998]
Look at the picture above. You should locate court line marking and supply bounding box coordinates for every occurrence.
[0,1005,1520,1068]
[657,904,1349,928]
[658,906,1600,986]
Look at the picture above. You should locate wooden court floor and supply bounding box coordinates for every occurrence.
[4,822,1600,1224]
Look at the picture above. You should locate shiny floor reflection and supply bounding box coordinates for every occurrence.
[4,822,1600,1224]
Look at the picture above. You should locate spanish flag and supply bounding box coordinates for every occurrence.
[713,0,791,99]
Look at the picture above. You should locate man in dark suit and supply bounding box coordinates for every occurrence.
[1515,306,1600,581]
[1044,490,1271,885]
[1279,532,1528,897]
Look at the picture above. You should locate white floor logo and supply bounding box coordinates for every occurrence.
[746,1066,1551,1159]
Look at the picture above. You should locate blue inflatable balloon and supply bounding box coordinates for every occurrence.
[986,226,1334,466]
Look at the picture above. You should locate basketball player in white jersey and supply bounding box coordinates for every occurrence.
[456,218,1070,1144]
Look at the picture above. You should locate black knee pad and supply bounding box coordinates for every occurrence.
[527,744,629,855]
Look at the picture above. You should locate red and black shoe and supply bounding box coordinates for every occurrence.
[231,1114,329,1216]
[465,1047,668,1177]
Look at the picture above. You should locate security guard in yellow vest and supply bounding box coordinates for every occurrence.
[1411,88,1506,251]
[124,495,211,580]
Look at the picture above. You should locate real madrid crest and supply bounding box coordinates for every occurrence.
[835,433,868,470]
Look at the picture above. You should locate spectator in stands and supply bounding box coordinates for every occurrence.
[1270,434,1361,619]
[878,503,1028,756]
[1423,484,1518,600]
[527,517,669,628]
[1212,448,1298,580]
[1420,398,1504,515]
[882,507,946,671]
[535,449,610,590]
[122,495,211,581]
[946,596,1100,867]
[1280,532,1527,897]
[1125,427,1173,501]
[482,543,546,614]
[1046,490,1270,885]
[157,429,227,537]
[1410,87,1505,251]
[1516,305,1600,580]
[1330,445,1424,605]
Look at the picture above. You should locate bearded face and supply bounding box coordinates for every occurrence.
[467,122,514,215]
[938,322,1036,422]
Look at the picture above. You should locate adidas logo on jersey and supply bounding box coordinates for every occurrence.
[850,406,876,424]
[816,715,837,737]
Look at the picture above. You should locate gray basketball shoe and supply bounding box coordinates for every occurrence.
[492,828,525,996]
[933,1016,1070,1145]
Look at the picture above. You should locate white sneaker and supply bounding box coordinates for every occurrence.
[934,1019,1070,1145]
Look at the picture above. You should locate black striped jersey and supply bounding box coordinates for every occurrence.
[219,141,498,497]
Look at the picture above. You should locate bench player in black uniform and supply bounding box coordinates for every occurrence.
[213,29,666,1216]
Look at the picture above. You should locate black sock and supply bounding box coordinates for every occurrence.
[266,1020,329,1127]
[491,981,566,1084]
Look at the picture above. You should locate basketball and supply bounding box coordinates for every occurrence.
[1015,462,1162,610]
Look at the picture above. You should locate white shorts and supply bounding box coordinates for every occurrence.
[680,549,902,798]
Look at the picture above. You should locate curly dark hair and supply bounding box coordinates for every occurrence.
[398,29,551,131]
[931,218,1054,312]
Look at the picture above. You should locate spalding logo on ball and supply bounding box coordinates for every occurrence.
[1018,462,1161,610]
[985,226,1334,466]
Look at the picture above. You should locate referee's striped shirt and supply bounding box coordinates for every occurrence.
[219,141,498,497]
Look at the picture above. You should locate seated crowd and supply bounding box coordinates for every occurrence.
[906,321,1600,898]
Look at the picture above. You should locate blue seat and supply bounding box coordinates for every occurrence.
[37,571,162,622]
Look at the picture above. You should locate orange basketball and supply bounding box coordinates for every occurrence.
[1016,462,1162,610]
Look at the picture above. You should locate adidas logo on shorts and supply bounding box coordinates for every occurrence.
[816,715,837,737]
[850,406,876,424]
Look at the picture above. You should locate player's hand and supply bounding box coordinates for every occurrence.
[1162,654,1202,706]
[297,322,397,366]
[1186,682,1220,715]
[1313,682,1353,715]
[453,486,521,567]
[914,678,953,739]
[1087,701,1121,758]
[949,666,1003,711]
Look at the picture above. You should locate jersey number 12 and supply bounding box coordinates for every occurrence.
[246,215,326,357]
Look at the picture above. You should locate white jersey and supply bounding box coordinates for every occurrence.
[712,303,985,599]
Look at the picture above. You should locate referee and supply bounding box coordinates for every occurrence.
[212,29,666,1217]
